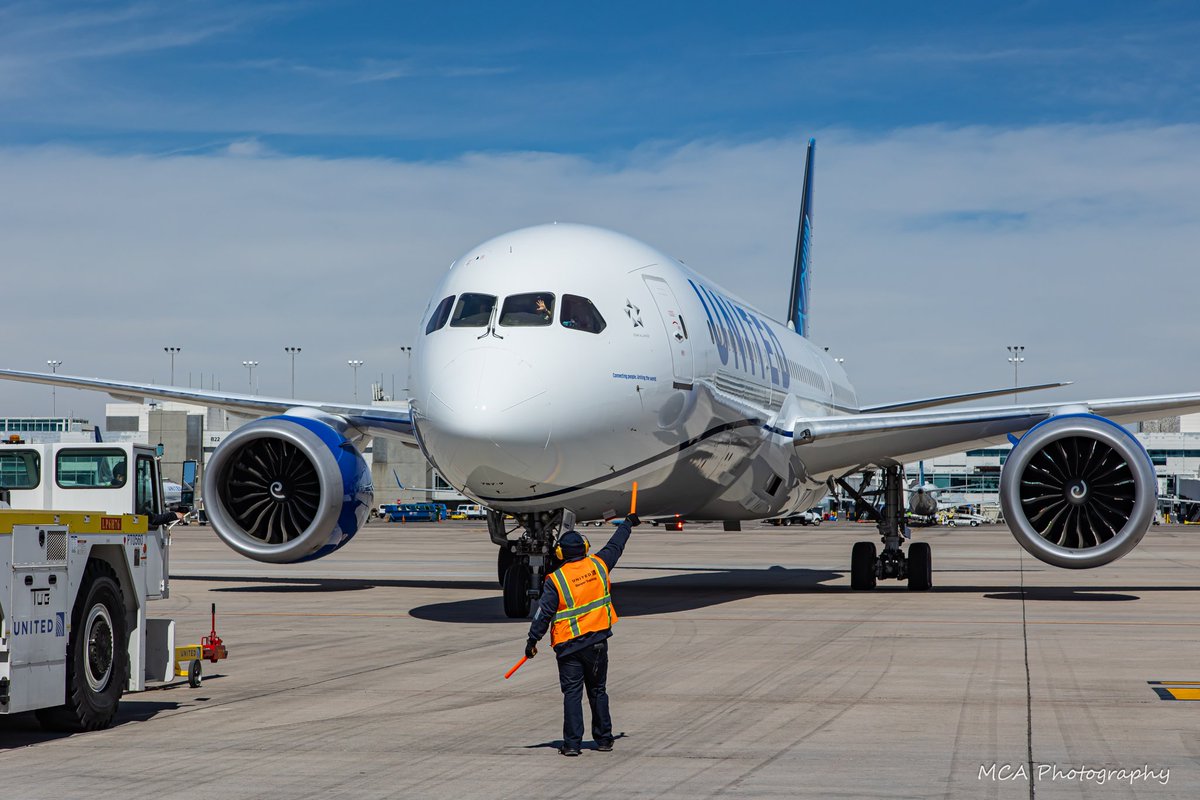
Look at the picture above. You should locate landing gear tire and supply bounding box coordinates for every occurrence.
[497,546,514,587]
[502,562,532,618]
[851,541,877,591]
[36,561,128,732]
[907,542,932,591]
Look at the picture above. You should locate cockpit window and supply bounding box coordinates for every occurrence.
[560,295,606,334]
[425,295,455,335]
[499,293,555,327]
[449,293,497,327]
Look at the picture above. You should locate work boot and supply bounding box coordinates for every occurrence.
[596,740,614,752]
[559,745,581,757]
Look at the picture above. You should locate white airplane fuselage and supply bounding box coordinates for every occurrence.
[410,223,857,521]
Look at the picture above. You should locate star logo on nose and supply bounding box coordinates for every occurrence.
[625,300,643,328]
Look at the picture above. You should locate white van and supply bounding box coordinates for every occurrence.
[456,504,487,519]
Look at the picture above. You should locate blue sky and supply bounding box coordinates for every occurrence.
[3,1,1199,158]
[1,1,1199,418]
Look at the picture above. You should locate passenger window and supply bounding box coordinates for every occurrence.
[560,295,606,334]
[449,293,497,327]
[499,293,555,327]
[135,456,160,516]
[425,295,455,334]
[56,449,128,488]
[0,449,40,489]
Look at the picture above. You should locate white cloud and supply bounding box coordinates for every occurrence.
[224,137,273,158]
[1,123,1198,422]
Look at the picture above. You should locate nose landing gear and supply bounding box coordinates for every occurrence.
[490,509,566,618]
[839,465,932,591]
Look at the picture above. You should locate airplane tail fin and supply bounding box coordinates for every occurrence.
[787,138,815,336]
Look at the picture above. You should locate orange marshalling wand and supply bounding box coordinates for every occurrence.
[630,481,638,514]
[504,656,528,679]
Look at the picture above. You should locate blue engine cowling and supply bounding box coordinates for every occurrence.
[999,414,1156,569]
[203,414,373,563]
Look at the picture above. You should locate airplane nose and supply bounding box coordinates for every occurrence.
[422,345,553,481]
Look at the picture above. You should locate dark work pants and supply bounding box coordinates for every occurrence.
[557,641,612,748]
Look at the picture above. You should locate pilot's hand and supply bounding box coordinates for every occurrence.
[625,513,641,528]
[525,639,538,659]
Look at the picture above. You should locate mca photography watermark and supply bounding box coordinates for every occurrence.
[979,763,1170,786]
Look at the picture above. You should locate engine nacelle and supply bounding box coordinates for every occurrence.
[909,490,938,517]
[203,415,373,563]
[999,414,1156,569]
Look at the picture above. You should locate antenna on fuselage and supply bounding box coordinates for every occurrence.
[786,139,815,337]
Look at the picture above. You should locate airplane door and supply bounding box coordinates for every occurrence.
[643,276,694,389]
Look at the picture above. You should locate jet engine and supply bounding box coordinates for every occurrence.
[909,489,938,517]
[999,415,1156,569]
[203,414,373,563]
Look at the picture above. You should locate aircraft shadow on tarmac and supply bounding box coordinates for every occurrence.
[188,566,845,619]
[177,570,1200,624]
[0,700,184,748]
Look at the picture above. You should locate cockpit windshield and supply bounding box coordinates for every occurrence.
[499,293,555,327]
[560,295,606,334]
[449,293,497,327]
[425,295,455,334]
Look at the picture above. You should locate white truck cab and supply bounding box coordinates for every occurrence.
[2,441,166,519]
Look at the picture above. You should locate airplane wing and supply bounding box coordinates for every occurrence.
[0,368,415,442]
[858,381,1071,413]
[790,391,1200,475]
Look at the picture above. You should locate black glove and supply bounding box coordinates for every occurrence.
[625,513,641,527]
[525,639,538,659]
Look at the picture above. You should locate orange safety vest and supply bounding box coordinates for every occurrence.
[548,555,618,646]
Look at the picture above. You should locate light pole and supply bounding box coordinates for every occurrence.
[833,357,846,368]
[47,359,62,416]
[347,359,364,401]
[1007,345,1025,403]
[242,360,259,394]
[400,346,413,396]
[284,347,301,397]
[163,347,181,385]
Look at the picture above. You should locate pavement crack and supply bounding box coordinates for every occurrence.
[1020,548,1036,800]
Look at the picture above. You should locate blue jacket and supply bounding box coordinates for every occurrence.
[527,520,633,657]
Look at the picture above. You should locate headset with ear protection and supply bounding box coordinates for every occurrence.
[554,533,590,561]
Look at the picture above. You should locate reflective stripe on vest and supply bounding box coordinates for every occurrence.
[548,555,617,646]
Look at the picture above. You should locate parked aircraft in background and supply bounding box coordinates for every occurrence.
[5,140,1199,616]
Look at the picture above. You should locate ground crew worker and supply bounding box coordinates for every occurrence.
[524,511,640,756]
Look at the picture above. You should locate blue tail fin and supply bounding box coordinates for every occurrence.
[787,139,815,336]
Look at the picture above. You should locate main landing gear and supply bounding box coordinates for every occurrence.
[489,509,566,618]
[838,465,932,591]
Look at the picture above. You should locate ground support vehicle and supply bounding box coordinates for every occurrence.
[386,503,440,522]
[768,510,822,526]
[455,504,487,520]
[0,510,183,730]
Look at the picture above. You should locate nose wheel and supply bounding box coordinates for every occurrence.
[490,509,565,618]
[840,466,933,592]
[502,562,532,618]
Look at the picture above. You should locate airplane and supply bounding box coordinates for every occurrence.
[4,138,1200,617]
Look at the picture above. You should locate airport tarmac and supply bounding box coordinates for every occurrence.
[2,519,1197,799]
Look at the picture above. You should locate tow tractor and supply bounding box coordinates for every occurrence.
[0,441,225,730]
